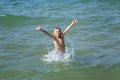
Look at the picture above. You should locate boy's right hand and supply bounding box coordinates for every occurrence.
[36,26,41,30]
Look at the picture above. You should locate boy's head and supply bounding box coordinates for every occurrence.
[53,27,62,38]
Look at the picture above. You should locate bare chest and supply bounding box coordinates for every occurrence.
[53,38,64,45]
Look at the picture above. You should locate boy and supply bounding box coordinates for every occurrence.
[36,18,78,53]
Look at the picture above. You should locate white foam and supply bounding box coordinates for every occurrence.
[42,48,74,62]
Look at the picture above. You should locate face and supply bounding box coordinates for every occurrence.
[53,28,61,37]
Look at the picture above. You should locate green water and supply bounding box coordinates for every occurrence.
[0,0,120,80]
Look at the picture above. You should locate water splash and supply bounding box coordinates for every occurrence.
[41,37,75,62]
[42,48,74,62]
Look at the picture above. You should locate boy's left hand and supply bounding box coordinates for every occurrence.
[72,18,78,24]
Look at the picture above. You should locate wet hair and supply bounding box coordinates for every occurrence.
[54,27,61,31]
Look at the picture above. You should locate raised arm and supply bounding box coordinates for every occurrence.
[63,18,78,36]
[36,26,54,39]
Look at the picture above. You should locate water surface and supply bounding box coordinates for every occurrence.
[0,0,120,80]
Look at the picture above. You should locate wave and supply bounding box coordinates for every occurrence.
[0,14,33,26]
[0,14,47,20]
[0,14,32,21]
[0,14,47,26]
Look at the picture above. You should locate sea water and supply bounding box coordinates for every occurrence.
[0,0,120,80]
